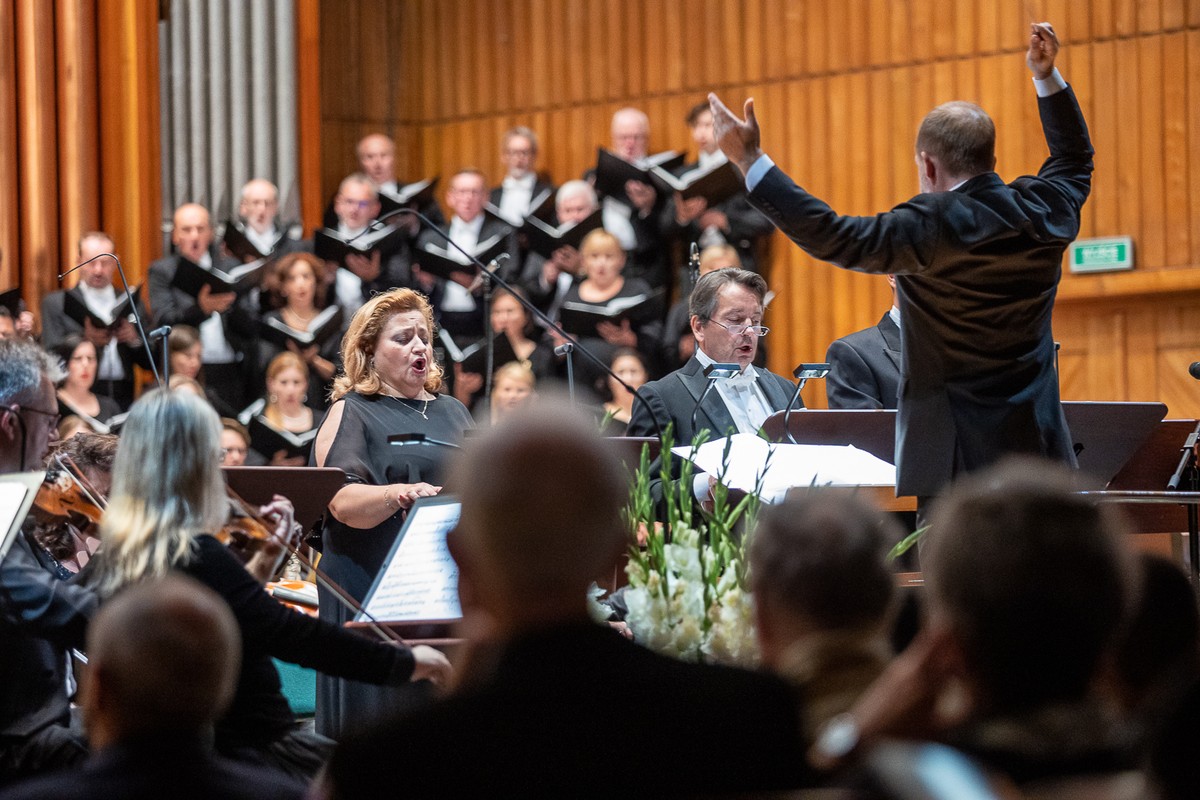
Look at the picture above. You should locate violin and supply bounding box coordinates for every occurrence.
[32,454,107,530]
[220,484,409,646]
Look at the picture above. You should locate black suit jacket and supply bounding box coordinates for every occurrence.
[825,312,902,410]
[749,86,1093,496]
[1,735,305,800]
[627,354,798,445]
[327,623,812,799]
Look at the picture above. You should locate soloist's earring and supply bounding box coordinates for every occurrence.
[269,394,278,403]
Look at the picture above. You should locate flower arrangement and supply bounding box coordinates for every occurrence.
[620,428,766,667]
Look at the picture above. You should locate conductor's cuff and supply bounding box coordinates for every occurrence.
[744,154,776,192]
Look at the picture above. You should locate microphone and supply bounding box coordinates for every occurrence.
[59,252,163,387]
[1189,362,1200,380]
[688,242,701,286]
[147,326,172,340]
[388,432,461,450]
[359,206,666,440]
[690,362,740,437]
[782,363,830,445]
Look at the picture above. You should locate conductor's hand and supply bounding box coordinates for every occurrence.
[1026,22,1059,80]
[708,93,763,177]
[409,644,452,687]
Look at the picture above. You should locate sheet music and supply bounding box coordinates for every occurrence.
[0,472,43,563]
[358,500,462,623]
[672,434,897,503]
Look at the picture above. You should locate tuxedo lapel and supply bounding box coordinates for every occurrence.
[878,313,902,371]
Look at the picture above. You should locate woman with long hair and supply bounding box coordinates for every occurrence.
[92,388,450,782]
[313,287,472,738]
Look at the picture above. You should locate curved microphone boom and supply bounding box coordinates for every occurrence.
[356,207,666,440]
[59,252,163,387]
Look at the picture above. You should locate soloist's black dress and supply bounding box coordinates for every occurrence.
[314,390,472,738]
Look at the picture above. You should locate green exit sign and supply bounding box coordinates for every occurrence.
[1068,236,1134,273]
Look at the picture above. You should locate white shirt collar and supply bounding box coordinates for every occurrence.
[502,173,535,191]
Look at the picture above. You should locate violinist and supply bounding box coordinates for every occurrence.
[90,388,451,783]
[0,338,95,784]
[29,432,117,580]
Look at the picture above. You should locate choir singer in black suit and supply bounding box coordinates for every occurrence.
[825,275,901,410]
[710,22,1092,503]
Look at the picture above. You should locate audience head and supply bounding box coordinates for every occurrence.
[923,458,1136,714]
[446,168,488,223]
[76,231,118,290]
[447,403,626,628]
[334,287,442,401]
[238,178,280,233]
[335,173,381,232]
[0,337,64,472]
[611,107,651,161]
[219,418,251,467]
[687,100,717,155]
[490,361,536,423]
[749,490,901,669]
[555,180,599,224]
[81,575,241,748]
[500,126,538,179]
[168,325,203,380]
[915,101,996,190]
[1111,553,1200,713]
[689,268,769,369]
[172,203,214,263]
[356,133,397,186]
[698,244,742,276]
[96,388,227,596]
[268,252,328,311]
[579,229,626,288]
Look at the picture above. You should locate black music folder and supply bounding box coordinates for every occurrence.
[558,289,663,337]
[221,219,291,262]
[648,160,744,206]
[438,329,519,376]
[313,224,403,270]
[62,285,141,330]
[377,177,439,217]
[246,415,318,461]
[171,257,267,296]
[415,234,509,282]
[520,208,604,262]
[593,148,685,206]
[258,305,343,350]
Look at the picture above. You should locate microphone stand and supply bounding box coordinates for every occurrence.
[59,253,164,387]
[782,363,831,445]
[356,208,666,441]
[690,362,740,437]
[554,343,576,404]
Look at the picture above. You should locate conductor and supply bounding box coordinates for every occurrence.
[709,23,1092,503]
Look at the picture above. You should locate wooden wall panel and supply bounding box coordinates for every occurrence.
[315,0,1200,415]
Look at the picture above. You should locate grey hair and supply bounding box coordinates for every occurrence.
[688,267,768,322]
[556,180,598,211]
[0,338,65,406]
[338,172,379,200]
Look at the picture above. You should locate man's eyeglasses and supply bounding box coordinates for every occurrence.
[707,320,769,338]
[22,405,61,430]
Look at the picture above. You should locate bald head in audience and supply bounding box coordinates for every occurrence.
[81,575,241,749]
[447,402,626,633]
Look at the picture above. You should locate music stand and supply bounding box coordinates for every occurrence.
[0,471,44,563]
[1061,401,1167,488]
[761,409,897,463]
[222,466,346,531]
[349,495,462,642]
